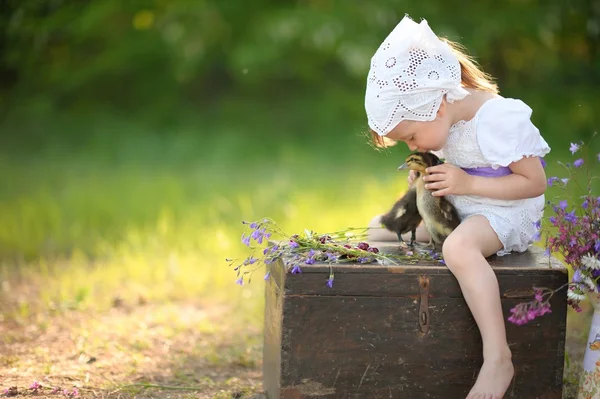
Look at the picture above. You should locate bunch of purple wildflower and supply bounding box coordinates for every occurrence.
[1,381,79,397]
[228,218,439,288]
[510,136,600,325]
[508,288,553,325]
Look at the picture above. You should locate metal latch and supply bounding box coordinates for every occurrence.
[418,276,430,336]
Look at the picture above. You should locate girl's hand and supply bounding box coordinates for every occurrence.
[422,163,473,196]
[407,170,418,186]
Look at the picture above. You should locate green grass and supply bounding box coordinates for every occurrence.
[0,108,597,320]
[0,107,598,397]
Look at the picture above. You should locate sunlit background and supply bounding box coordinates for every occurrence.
[1,1,599,397]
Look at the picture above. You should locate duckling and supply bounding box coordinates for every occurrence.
[398,152,460,248]
[380,183,422,246]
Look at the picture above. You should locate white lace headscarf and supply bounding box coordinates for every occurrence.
[365,15,470,136]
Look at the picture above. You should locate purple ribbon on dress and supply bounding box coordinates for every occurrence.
[462,166,512,177]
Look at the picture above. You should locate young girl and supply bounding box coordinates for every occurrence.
[365,16,550,399]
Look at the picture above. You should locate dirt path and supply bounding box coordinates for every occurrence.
[0,302,263,398]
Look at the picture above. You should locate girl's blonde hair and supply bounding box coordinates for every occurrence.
[368,37,498,148]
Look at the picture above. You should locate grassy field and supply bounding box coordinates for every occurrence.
[0,110,597,398]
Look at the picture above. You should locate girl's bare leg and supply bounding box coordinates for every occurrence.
[367,215,431,243]
[442,215,514,399]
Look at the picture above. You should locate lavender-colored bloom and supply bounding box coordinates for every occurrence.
[305,258,315,265]
[326,252,338,262]
[570,142,580,154]
[574,158,584,168]
[250,228,262,240]
[244,257,257,265]
[549,216,557,225]
[307,249,315,258]
[241,234,251,247]
[291,265,302,274]
[543,248,551,257]
[547,176,558,186]
[573,269,582,283]
[561,178,569,185]
[439,259,446,265]
[595,240,600,253]
[264,272,271,281]
[532,230,541,242]
[236,277,244,286]
[29,381,41,390]
[289,240,299,248]
[583,199,589,209]
[326,275,334,288]
[564,210,577,223]
[540,158,547,168]
[559,200,568,210]
[357,257,371,263]
[533,220,541,230]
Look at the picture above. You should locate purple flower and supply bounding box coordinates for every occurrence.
[439,259,446,265]
[264,272,270,281]
[326,252,338,261]
[243,257,257,265]
[305,258,315,265]
[532,230,541,241]
[595,240,600,253]
[326,275,334,288]
[574,158,584,168]
[357,242,370,250]
[564,210,577,223]
[570,142,580,154]
[561,178,569,185]
[29,381,41,390]
[543,248,551,257]
[540,158,547,168]
[549,216,557,225]
[291,265,302,274]
[533,220,541,229]
[249,222,259,229]
[236,277,244,286]
[241,234,251,247]
[289,240,299,248]
[547,177,559,186]
[573,269,582,283]
[583,199,589,209]
[559,200,568,210]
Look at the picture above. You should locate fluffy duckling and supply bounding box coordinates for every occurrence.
[380,184,422,246]
[399,152,460,248]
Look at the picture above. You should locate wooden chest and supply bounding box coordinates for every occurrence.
[263,244,567,399]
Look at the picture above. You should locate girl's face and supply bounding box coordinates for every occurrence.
[384,100,452,152]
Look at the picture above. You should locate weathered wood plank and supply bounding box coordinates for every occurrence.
[264,243,567,399]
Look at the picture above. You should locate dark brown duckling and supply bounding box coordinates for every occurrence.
[380,183,422,246]
[398,152,460,248]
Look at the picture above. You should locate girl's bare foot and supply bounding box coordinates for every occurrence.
[466,353,514,399]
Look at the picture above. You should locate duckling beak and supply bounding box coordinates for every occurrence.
[398,162,408,170]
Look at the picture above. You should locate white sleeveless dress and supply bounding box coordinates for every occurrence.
[434,97,551,256]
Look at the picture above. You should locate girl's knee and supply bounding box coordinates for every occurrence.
[442,232,478,269]
[368,215,382,228]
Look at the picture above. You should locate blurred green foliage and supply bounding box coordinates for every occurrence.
[1,0,599,144]
[1,0,600,263]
